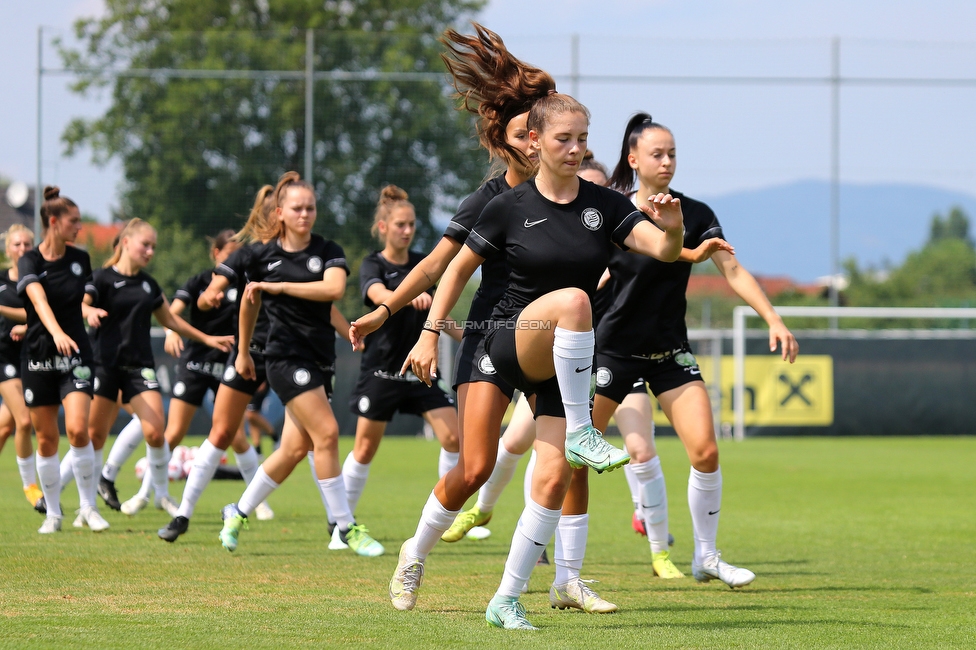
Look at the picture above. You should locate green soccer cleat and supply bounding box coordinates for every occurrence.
[342,523,385,557]
[441,505,492,543]
[564,425,630,473]
[485,595,538,630]
[651,550,685,579]
[390,539,425,611]
[218,504,248,552]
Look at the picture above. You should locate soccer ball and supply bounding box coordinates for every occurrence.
[135,456,148,481]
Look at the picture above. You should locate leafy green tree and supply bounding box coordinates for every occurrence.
[928,206,973,247]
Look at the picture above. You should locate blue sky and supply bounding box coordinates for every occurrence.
[2,0,975,275]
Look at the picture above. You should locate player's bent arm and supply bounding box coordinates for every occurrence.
[381,237,462,315]
[24,283,77,354]
[155,299,230,350]
[624,218,684,263]
[331,305,351,343]
[425,246,483,331]
[199,275,231,311]
[264,267,347,302]
[365,283,396,308]
[237,291,260,356]
[168,298,187,317]
[0,305,27,323]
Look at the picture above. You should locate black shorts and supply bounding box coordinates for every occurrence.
[247,383,269,412]
[220,347,268,397]
[266,357,334,405]
[594,344,703,404]
[484,322,563,419]
[22,355,94,407]
[351,370,455,422]
[452,331,516,399]
[172,358,224,407]
[94,365,160,403]
[0,356,21,382]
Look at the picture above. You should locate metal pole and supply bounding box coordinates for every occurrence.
[570,34,580,97]
[829,37,841,330]
[304,29,314,184]
[733,307,747,441]
[35,26,42,239]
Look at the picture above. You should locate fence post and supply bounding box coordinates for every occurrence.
[35,26,43,240]
[304,29,314,184]
[733,306,749,441]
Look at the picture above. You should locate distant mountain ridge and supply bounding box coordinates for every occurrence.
[697,180,976,282]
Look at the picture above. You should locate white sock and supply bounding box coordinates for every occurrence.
[94,448,103,479]
[176,440,223,519]
[407,492,459,561]
[523,449,536,507]
[632,457,669,553]
[308,452,333,522]
[623,463,640,511]
[496,498,561,598]
[136,452,153,500]
[36,453,61,517]
[554,513,588,585]
[341,452,371,515]
[237,466,279,516]
[476,445,523,513]
[102,415,143,482]
[71,442,97,509]
[317,476,354,530]
[552,327,595,431]
[438,449,459,479]
[59,448,74,491]
[236,445,260,484]
[17,455,36,489]
[688,466,722,563]
[147,443,170,500]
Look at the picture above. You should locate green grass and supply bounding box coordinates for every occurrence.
[1,436,974,648]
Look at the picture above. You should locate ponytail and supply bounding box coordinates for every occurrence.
[103,218,156,268]
[39,186,76,232]
[608,112,672,193]
[254,172,315,243]
[235,185,274,243]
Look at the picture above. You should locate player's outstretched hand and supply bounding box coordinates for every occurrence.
[688,238,735,263]
[401,330,439,387]
[770,321,799,363]
[640,193,684,234]
[350,307,389,352]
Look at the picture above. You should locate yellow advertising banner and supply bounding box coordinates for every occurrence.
[649,355,834,427]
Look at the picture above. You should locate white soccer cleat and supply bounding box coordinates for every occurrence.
[38,516,63,534]
[692,552,756,589]
[80,505,110,532]
[155,495,179,518]
[549,579,618,613]
[389,540,425,611]
[120,495,149,516]
[73,512,86,529]
[254,501,275,521]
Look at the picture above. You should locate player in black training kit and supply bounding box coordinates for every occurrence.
[404,91,684,629]
[218,172,384,557]
[341,185,460,545]
[589,113,799,589]
[0,225,42,512]
[81,218,233,520]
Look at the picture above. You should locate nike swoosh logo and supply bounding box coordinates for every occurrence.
[708,509,720,515]
[532,541,545,547]
[384,271,398,278]
[268,260,283,270]
[82,474,92,481]
[575,365,591,373]
[113,281,126,288]
[524,218,547,228]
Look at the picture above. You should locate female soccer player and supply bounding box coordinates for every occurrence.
[402,93,684,630]
[591,113,798,587]
[0,224,41,511]
[19,187,106,533]
[217,171,383,557]
[343,185,461,532]
[82,218,233,520]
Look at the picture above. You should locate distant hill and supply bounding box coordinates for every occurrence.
[697,180,976,281]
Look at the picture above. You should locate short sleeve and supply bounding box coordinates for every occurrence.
[358,254,384,305]
[216,246,249,283]
[466,193,511,259]
[149,276,165,310]
[323,241,350,275]
[689,204,725,248]
[85,269,104,304]
[16,254,39,294]
[604,189,648,251]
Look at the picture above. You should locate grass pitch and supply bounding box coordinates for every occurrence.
[1,435,974,649]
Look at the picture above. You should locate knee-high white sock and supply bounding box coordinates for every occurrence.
[17,455,36,489]
[341,452,371,515]
[94,448,103,479]
[135,451,153,499]
[59,448,74,491]
[476,445,523,513]
[237,466,278,517]
[235,445,259,485]
[407,492,459,561]
[632,457,669,553]
[317,476,354,530]
[523,449,536,507]
[688,466,722,562]
[554,513,588,585]
[308,452,334,522]
[71,442,96,509]
[438,449,459,479]
[147,443,170,499]
[101,415,143,482]
[37,453,61,517]
[496,498,562,598]
[623,463,640,511]
[176,440,223,519]
[552,327,595,431]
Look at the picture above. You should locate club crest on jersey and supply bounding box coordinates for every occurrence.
[173,381,186,397]
[93,377,100,392]
[226,288,238,303]
[581,208,603,231]
[142,281,152,294]
[3,364,15,378]
[24,389,33,404]
[223,365,237,382]
[70,262,83,276]
[358,396,370,413]
[293,368,311,386]
[478,354,496,375]
[307,256,323,273]
[595,367,613,387]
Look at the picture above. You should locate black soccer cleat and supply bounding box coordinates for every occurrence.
[34,496,47,515]
[97,476,122,511]
[158,516,190,542]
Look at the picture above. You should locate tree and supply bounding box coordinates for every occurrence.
[928,206,972,247]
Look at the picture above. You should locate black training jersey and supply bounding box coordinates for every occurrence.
[17,246,94,362]
[597,191,724,355]
[243,234,349,367]
[215,243,271,353]
[359,250,432,373]
[86,267,164,368]
[173,269,237,364]
[466,178,647,324]
[0,270,24,363]
[443,175,512,331]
